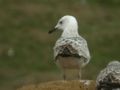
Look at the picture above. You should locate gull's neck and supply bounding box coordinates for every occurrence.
[61,28,79,38]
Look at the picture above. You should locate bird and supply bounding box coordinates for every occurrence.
[96,60,120,90]
[48,15,91,80]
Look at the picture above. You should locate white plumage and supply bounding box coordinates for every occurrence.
[49,15,90,80]
[96,61,120,90]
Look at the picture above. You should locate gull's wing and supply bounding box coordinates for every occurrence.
[53,36,91,64]
[55,44,80,57]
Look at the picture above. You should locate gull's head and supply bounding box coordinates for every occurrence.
[107,60,120,67]
[48,15,78,34]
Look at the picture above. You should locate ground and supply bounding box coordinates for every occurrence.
[17,80,95,90]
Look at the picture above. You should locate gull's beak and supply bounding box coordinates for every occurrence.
[48,27,57,34]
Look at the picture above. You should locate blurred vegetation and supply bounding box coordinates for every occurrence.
[0,0,120,90]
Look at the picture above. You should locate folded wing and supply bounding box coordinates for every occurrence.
[54,36,91,65]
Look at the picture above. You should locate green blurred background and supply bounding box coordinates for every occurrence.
[0,0,120,90]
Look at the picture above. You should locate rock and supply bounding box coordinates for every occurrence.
[17,80,95,90]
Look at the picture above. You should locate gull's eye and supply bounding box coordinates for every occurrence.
[59,21,63,24]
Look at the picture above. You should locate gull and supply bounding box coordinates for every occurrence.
[48,15,91,80]
[96,60,120,90]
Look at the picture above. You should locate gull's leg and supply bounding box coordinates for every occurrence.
[63,74,66,80]
[63,69,70,80]
[78,69,81,80]
[78,73,80,80]
[62,68,66,80]
[63,69,81,80]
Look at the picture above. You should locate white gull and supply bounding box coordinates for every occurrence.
[49,15,91,80]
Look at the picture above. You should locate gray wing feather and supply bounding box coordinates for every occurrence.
[53,36,91,65]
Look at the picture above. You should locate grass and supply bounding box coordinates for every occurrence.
[0,0,120,90]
